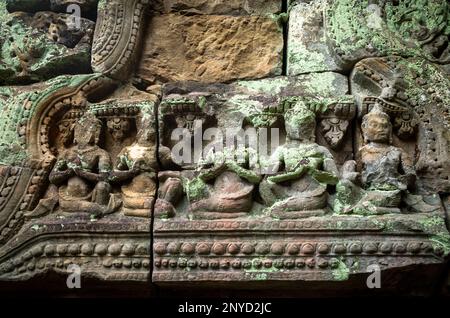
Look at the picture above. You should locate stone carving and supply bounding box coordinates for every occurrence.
[49,113,121,216]
[351,56,450,194]
[325,0,450,71]
[0,8,94,84]
[288,0,450,74]
[260,104,339,218]
[318,98,356,150]
[187,147,261,219]
[0,0,449,296]
[335,103,414,215]
[112,116,157,217]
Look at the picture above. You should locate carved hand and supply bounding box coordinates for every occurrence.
[158,171,181,181]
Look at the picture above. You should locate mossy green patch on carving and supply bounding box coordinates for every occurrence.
[398,58,450,115]
[160,97,200,115]
[326,0,449,62]
[97,0,107,12]
[0,8,92,84]
[384,0,448,42]
[267,12,288,32]
[0,74,101,166]
[184,177,208,202]
[236,77,290,95]
[287,0,335,74]
[0,2,7,18]
[252,273,268,281]
[228,94,269,128]
[288,45,329,75]
[332,258,350,281]
[430,234,450,255]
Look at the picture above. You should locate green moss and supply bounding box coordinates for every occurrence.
[228,94,269,127]
[398,58,450,114]
[160,98,198,115]
[184,178,208,202]
[430,234,450,255]
[0,2,7,19]
[416,215,450,255]
[268,12,288,32]
[253,273,268,281]
[97,0,107,12]
[332,258,350,281]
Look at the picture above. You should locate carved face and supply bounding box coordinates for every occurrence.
[362,114,392,144]
[285,108,316,142]
[320,118,349,149]
[287,121,316,141]
[74,114,102,147]
[107,118,131,142]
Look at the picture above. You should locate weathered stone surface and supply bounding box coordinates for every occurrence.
[5,0,51,13]
[137,14,284,84]
[351,56,450,194]
[50,0,99,17]
[234,72,348,98]
[325,0,450,70]
[152,68,450,285]
[152,0,282,15]
[0,213,151,282]
[288,0,341,75]
[154,213,449,286]
[91,0,152,81]
[0,0,449,297]
[289,0,450,73]
[0,7,94,84]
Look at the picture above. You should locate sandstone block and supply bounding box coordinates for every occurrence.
[288,0,341,75]
[137,14,283,84]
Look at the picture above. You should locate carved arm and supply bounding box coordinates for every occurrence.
[49,160,74,185]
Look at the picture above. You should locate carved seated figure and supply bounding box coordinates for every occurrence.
[112,116,158,217]
[335,104,416,215]
[49,113,121,216]
[259,106,339,219]
[187,146,261,219]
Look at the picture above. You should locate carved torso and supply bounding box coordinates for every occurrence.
[61,145,112,173]
[360,144,405,191]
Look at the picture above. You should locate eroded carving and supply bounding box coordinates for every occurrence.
[260,104,339,219]
[49,113,121,216]
[0,0,449,294]
[113,116,157,217]
[335,104,415,215]
[91,0,151,80]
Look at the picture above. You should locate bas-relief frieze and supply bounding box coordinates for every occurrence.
[0,0,449,294]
